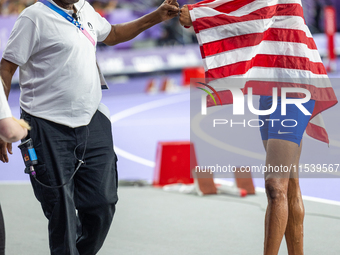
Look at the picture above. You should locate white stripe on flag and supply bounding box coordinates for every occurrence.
[309,113,326,127]
[228,0,302,16]
[192,0,301,19]
[204,41,322,70]
[197,16,308,44]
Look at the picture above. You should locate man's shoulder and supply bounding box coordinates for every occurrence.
[19,2,45,21]
[76,0,91,11]
[80,0,99,16]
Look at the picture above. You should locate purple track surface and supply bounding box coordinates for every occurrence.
[1,69,340,203]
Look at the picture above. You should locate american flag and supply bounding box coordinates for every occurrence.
[188,0,338,144]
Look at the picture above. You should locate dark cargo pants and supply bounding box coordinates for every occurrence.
[21,110,118,255]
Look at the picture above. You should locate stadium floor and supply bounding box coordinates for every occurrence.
[1,184,340,255]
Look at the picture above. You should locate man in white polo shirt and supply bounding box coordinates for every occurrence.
[0,0,179,254]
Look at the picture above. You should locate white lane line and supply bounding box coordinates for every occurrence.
[111,93,190,167]
[301,194,340,206]
[255,186,340,206]
[305,132,340,148]
[114,147,155,168]
[329,138,340,148]
[111,93,189,123]
[114,117,189,127]
[215,179,340,206]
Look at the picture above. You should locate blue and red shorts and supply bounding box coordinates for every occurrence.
[259,96,315,145]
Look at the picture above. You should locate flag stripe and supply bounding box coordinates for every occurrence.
[200,28,317,58]
[305,122,329,144]
[191,0,234,9]
[197,15,308,45]
[190,0,301,19]
[206,54,327,79]
[228,0,302,15]
[194,4,303,31]
[214,0,257,14]
[203,41,321,70]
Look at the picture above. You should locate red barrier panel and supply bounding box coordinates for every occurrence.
[145,79,157,94]
[182,67,205,86]
[153,141,197,186]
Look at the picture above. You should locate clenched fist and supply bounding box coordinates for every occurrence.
[179,5,192,27]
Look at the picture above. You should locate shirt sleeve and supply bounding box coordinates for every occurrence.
[93,12,112,42]
[2,15,40,67]
[0,86,12,120]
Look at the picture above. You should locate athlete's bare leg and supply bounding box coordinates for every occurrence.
[285,143,304,255]
[262,139,302,255]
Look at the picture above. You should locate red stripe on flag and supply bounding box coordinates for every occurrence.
[200,28,317,57]
[214,0,257,14]
[306,122,329,144]
[194,4,303,31]
[206,55,327,79]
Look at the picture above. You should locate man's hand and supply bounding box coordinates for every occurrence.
[0,139,12,163]
[156,0,180,22]
[179,5,193,27]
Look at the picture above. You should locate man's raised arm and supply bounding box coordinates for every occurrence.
[103,0,179,46]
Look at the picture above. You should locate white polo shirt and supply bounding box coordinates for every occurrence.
[3,0,112,127]
[0,85,12,120]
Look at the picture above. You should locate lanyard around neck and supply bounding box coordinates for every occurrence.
[40,0,95,46]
